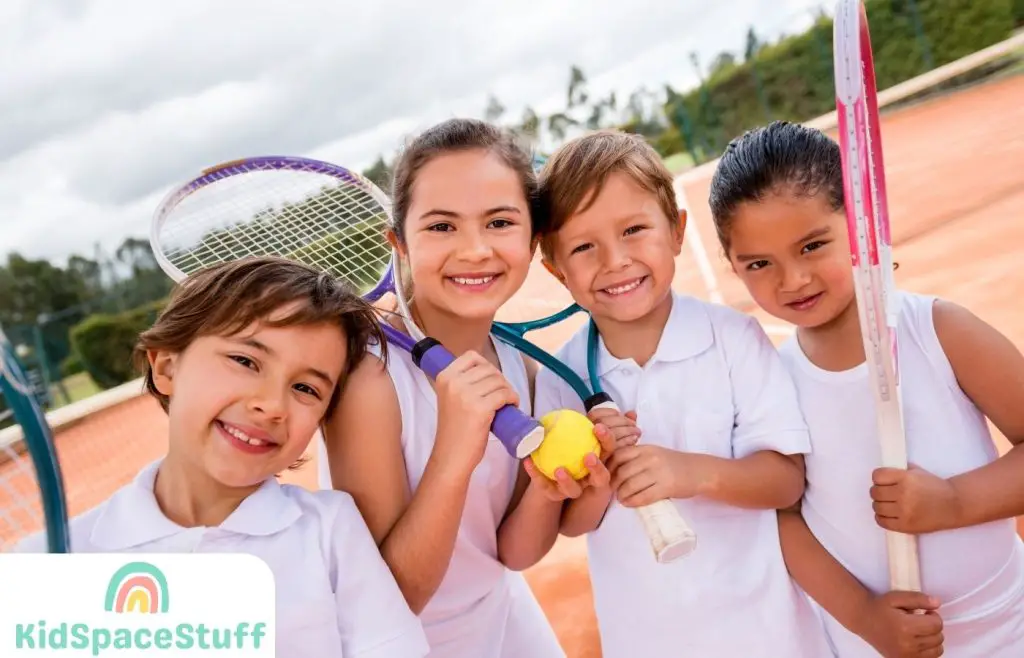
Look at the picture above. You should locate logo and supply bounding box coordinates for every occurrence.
[1,554,275,656]
[104,562,170,614]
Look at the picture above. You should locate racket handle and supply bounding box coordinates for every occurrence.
[411,338,546,459]
[636,500,697,562]
[588,398,698,563]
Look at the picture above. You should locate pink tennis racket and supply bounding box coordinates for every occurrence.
[834,0,922,593]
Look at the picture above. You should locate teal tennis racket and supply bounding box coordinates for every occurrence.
[493,306,698,563]
[0,326,71,553]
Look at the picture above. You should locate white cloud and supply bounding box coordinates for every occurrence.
[0,0,828,263]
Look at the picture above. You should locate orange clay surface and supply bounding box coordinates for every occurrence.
[1,74,1021,657]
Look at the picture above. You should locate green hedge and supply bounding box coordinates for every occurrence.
[68,299,166,389]
[666,0,1016,160]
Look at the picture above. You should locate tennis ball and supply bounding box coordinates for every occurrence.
[530,409,600,481]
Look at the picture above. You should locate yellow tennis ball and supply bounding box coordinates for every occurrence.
[531,409,600,481]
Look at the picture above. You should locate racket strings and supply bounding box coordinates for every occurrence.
[158,166,393,293]
[0,331,45,552]
[0,445,44,552]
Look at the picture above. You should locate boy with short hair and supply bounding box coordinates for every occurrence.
[530,131,832,657]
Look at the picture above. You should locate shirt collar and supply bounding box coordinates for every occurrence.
[595,292,714,376]
[90,459,303,550]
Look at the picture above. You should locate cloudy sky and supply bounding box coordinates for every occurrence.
[0,0,828,264]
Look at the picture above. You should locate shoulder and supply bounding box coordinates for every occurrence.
[929,294,1018,370]
[698,297,765,336]
[326,349,401,433]
[674,295,771,359]
[276,484,362,529]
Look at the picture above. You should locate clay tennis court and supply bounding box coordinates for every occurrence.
[1,71,1022,657]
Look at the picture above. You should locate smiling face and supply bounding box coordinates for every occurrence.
[726,188,856,330]
[393,148,535,322]
[544,171,684,324]
[149,310,347,489]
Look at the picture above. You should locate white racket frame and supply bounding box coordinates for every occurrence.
[834,0,922,593]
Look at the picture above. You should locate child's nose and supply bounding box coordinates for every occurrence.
[456,230,493,261]
[248,383,287,420]
[780,263,813,291]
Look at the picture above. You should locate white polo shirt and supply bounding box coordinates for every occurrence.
[534,292,832,657]
[16,460,429,658]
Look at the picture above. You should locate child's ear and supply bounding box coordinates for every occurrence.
[385,229,406,258]
[671,209,687,255]
[541,257,566,285]
[148,349,178,397]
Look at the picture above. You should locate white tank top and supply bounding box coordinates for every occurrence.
[318,337,564,658]
[779,291,1024,656]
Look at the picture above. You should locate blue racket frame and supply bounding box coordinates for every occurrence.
[0,329,70,553]
[491,305,612,412]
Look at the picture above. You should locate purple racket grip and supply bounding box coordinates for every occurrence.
[409,338,545,459]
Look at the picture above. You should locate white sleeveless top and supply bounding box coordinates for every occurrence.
[779,291,1024,657]
[318,337,564,658]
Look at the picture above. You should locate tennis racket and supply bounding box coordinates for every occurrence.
[491,307,697,562]
[834,0,922,593]
[149,156,545,460]
[0,326,71,554]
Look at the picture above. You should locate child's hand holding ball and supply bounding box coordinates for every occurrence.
[523,408,641,502]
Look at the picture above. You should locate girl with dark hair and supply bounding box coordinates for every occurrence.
[320,118,568,658]
[710,120,1024,657]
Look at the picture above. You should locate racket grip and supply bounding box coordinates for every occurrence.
[588,398,698,562]
[411,338,545,459]
[636,500,697,563]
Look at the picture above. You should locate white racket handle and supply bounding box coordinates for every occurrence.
[592,400,697,562]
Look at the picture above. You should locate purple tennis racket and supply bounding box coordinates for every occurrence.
[149,155,545,459]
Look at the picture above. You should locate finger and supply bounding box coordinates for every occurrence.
[584,454,610,488]
[459,364,507,389]
[448,350,489,374]
[598,423,641,451]
[886,591,940,613]
[594,413,636,430]
[592,424,618,455]
[872,501,901,519]
[874,514,909,533]
[554,469,583,499]
[606,445,642,472]
[620,484,664,508]
[476,379,519,407]
[609,453,649,489]
[523,457,554,485]
[615,430,640,449]
[586,407,621,423]
[872,467,906,486]
[916,630,944,650]
[615,471,654,503]
[870,483,900,503]
[624,410,637,421]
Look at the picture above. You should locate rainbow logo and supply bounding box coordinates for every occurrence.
[103,562,170,615]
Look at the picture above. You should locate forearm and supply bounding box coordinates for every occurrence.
[380,454,472,614]
[691,450,804,509]
[948,441,1024,528]
[778,510,874,636]
[497,485,562,571]
[560,486,612,537]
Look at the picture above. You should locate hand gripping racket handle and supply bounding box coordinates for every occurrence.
[411,338,546,459]
[589,399,697,562]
